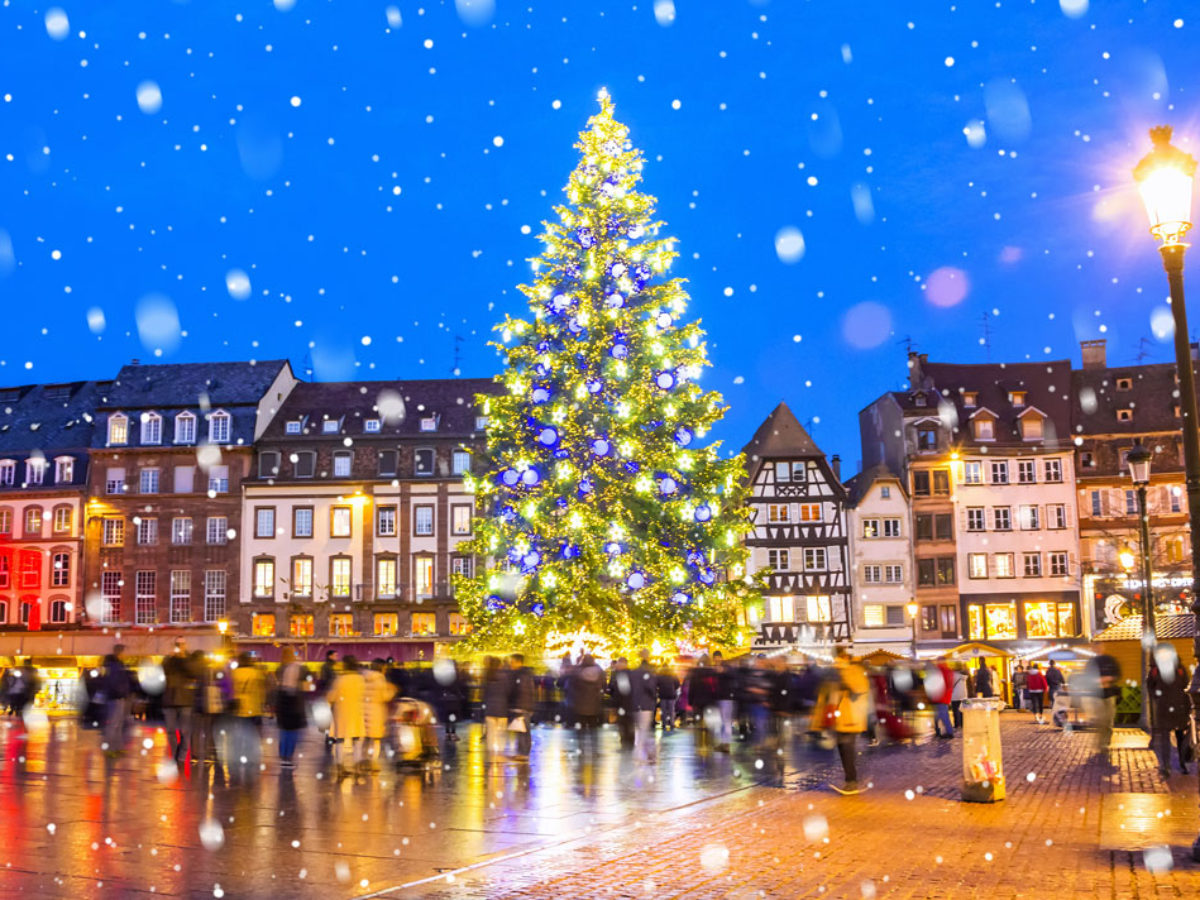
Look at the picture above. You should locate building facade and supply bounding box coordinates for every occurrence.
[845,464,914,650]
[83,360,297,629]
[0,382,99,629]
[743,403,852,647]
[239,378,497,655]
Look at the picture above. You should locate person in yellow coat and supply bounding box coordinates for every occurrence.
[830,646,870,795]
[363,659,397,771]
[231,653,268,728]
[326,655,366,778]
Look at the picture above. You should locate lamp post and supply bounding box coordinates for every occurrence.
[1132,124,1200,859]
[906,600,919,660]
[1127,441,1156,732]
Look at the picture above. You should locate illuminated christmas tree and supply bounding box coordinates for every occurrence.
[455,91,755,658]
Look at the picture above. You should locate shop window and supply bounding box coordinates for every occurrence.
[252,613,276,637]
[290,614,314,637]
[374,613,399,637]
[1024,602,1057,639]
[984,602,1017,640]
[863,604,884,627]
[410,612,437,636]
[1056,603,1078,637]
[49,599,68,624]
[330,613,353,636]
[940,605,958,635]
[448,613,471,635]
[920,604,938,632]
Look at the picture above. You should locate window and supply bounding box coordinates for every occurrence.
[1044,504,1065,530]
[1117,408,1133,422]
[49,599,68,624]
[990,461,1009,484]
[963,462,982,485]
[1090,491,1102,517]
[774,461,791,482]
[917,558,936,586]
[765,596,792,622]
[101,571,122,623]
[1044,459,1062,483]
[1023,553,1042,577]
[880,566,902,585]
[258,451,281,479]
[863,565,882,583]
[333,451,352,477]
[862,519,879,539]
[451,505,472,536]
[140,468,160,494]
[449,612,471,635]
[1116,377,1132,391]
[992,507,1011,531]
[767,504,790,523]
[55,457,73,483]
[969,553,988,579]
[207,465,229,494]
[376,557,397,598]
[912,471,930,496]
[937,556,956,585]
[106,467,126,495]
[252,613,276,637]
[331,557,352,598]
[768,549,790,571]
[411,611,437,635]
[803,547,826,570]
[52,551,70,587]
[966,507,985,531]
[53,506,72,534]
[994,553,1014,578]
[291,557,313,597]
[206,517,228,545]
[452,450,472,474]
[174,465,195,493]
[24,507,42,537]
[798,503,821,522]
[921,605,938,633]
[170,570,190,623]
[22,456,46,485]
[141,412,162,445]
[293,451,316,478]
[880,486,891,499]
[293,506,314,538]
[1170,487,1183,514]
[1125,489,1137,515]
[1021,416,1043,441]
[451,555,473,579]
[330,613,353,636]
[883,518,901,538]
[1017,460,1036,484]
[204,570,227,621]
[290,614,315,637]
[414,505,434,537]
[364,418,381,433]
[135,571,156,625]
[377,506,397,536]
[285,420,302,435]
[915,514,933,541]
[916,427,937,451]
[1049,551,1069,576]
[378,450,398,477]
[251,507,275,539]
[475,415,489,431]
[805,596,832,623]
[174,411,196,444]
[940,605,958,634]
[18,550,39,588]
[1019,505,1040,530]
[331,507,352,538]
[974,417,995,441]
[0,461,13,486]
[0,508,9,536]
[414,448,434,476]
[102,517,125,547]
[1080,451,1095,468]
[1008,391,1026,408]
[963,391,978,408]
[322,419,341,434]
[374,613,399,636]
[415,556,434,597]
[172,517,193,545]
[863,604,885,627]
[208,410,231,443]
[253,558,275,598]
[934,514,953,540]
[108,413,128,445]
[136,517,158,545]
[420,416,438,432]
[885,605,905,626]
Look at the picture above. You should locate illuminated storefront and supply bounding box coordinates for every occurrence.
[1090,574,1193,632]
[960,591,1082,643]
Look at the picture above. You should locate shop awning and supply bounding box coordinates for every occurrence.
[31,656,77,668]
[855,648,909,666]
[944,642,1014,660]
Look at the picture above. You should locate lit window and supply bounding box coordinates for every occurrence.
[1021,415,1043,440]
[331,507,352,538]
[254,559,275,598]
[53,506,72,533]
[291,557,313,597]
[290,614,314,637]
[1117,408,1133,422]
[285,420,302,435]
[331,557,352,597]
[805,595,832,623]
[1008,391,1026,407]
[963,392,978,408]
[973,417,994,440]
[451,505,472,536]
[330,613,353,636]
[364,418,381,433]
[414,556,434,597]
[208,410,231,444]
[140,412,162,445]
[994,553,1014,578]
[449,613,471,635]
[54,457,74,483]
[108,413,128,445]
[767,504,790,523]
[863,604,885,627]
[411,612,437,635]
[174,412,196,444]
[376,558,397,598]
[252,613,276,637]
[374,613,399,636]
[798,503,821,522]
[102,517,125,547]
[420,416,438,432]
[475,416,489,431]
[322,419,341,434]
[969,553,988,579]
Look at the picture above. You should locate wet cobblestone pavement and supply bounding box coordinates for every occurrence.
[0,714,1197,898]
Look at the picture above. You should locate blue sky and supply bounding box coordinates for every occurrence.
[0,0,1195,469]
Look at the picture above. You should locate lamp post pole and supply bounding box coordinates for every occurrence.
[1137,482,1156,731]
[906,601,919,660]
[1132,125,1200,860]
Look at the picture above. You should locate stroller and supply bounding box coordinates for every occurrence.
[1050,686,1089,730]
[389,697,440,768]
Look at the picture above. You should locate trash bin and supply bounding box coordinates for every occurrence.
[961,697,1005,803]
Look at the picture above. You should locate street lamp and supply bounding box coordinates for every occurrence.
[1133,124,1199,859]
[906,600,920,659]
[1126,441,1156,731]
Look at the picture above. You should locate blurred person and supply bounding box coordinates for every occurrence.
[317,650,340,694]
[508,654,535,759]
[973,662,995,699]
[632,650,658,764]
[1147,649,1192,778]
[950,664,969,730]
[10,658,40,719]
[482,656,510,759]
[743,656,773,745]
[162,639,197,763]
[191,652,225,764]
[327,656,366,779]
[568,653,604,757]
[657,664,680,733]
[434,657,467,744]
[1084,644,1121,761]
[830,647,870,794]
[100,645,134,757]
[713,651,736,753]
[1025,663,1048,725]
[231,653,268,732]
[275,647,308,769]
[1046,659,1066,704]
[363,659,397,771]
[687,654,717,753]
[608,657,634,749]
[1012,663,1028,711]
[928,658,955,739]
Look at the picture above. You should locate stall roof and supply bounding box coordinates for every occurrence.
[1094,614,1194,642]
[944,642,1014,660]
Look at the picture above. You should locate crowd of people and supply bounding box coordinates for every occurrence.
[1,638,1193,794]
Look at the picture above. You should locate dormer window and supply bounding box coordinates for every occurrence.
[55,456,74,484]
[1019,412,1044,441]
[140,411,162,445]
[1008,391,1026,408]
[1116,377,1133,391]
[913,394,928,408]
[322,419,341,434]
[174,411,196,444]
[25,458,46,485]
[973,416,995,441]
[963,392,978,408]
[364,419,381,433]
[208,410,232,444]
[1117,408,1133,423]
[420,416,438,432]
[475,416,489,431]
[285,420,302,435]
[108,413,129,446]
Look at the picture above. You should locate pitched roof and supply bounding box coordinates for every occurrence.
[0,381,100,454]
[742,402,824,459]
[845,462,904,507]
[1093,613,1195,642]
[1072,359,1196,436]
[100,360,291,409]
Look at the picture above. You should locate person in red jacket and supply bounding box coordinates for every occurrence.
[925,658,956,738]
[1025,663,1049,725]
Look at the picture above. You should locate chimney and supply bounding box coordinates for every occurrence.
[130,358,141,366]
[831,454,841,480]
[1080,339,1106,370]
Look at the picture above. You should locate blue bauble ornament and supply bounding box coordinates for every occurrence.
[551,293,572,313]
[521,468,541,486]
[587,379,604,394]
[576,227,595,248]
[656,371,676,390]
[537,426,559,447]
[500,505,517,523]
[671,590,690,606]
[675,426,693,447]
[624,461,640,475]
[501,469,520,487]
[521,550,541,571]
[687,549,705,566]
[590,437,611,457]
[610,262,627,278]
[627,571,646,590]
[698,569,716,586]
[532,386,551,404]
[578,477,594,496]
[611,342,628,360]
[486,596,507,612]
[658,476,678,496]
[568,317,584,335]
[531,601,545,617]
[604,292,625,309]
[604,541,622,556]
[694,504,712,523]
[561,543,581,559]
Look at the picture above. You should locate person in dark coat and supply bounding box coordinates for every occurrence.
[713,651,737,752]
[657,667,680,733]
[162,639,197,762]
[433,658,466,743]
[973,663,994,698]
[10,659,40,717]
[508,654,536,758]
[686,656,717,753]
[568,654,604,757]
[275,646,308,768]
[631,650,658,764]
[101,645,134,756]
[1045,660,1066,703]
[1147,651,1192,778]
[607,657,635,749]
[482,656,510,759]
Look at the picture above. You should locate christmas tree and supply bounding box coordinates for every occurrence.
[455,91,755,659]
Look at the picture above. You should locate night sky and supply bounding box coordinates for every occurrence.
[0,0,1194,471]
